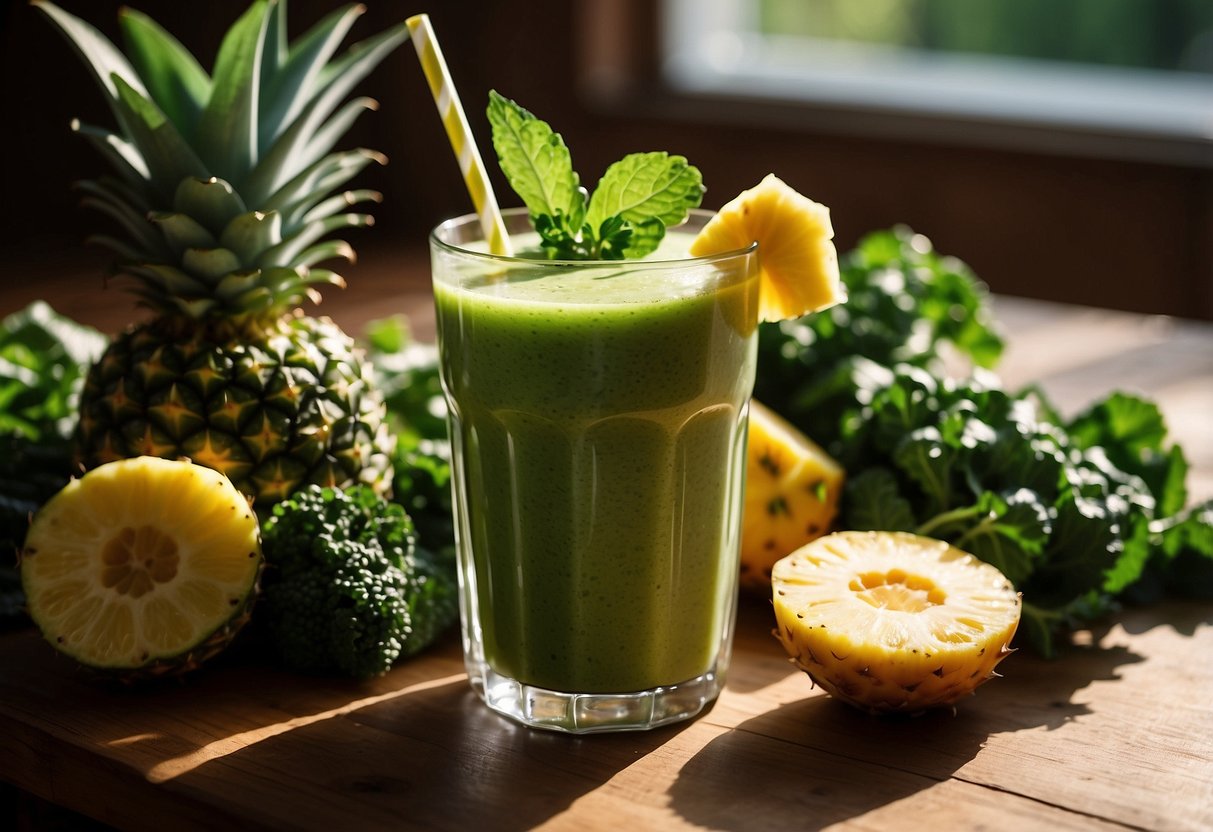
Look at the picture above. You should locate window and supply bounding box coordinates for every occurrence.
[662,0,1213,165]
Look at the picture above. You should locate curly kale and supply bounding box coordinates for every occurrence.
[261,485,449,678]
[363,315,460,654]
[758,229,1213,657]
[1,302,108,625]
[390,444,458,657]
[754,226,1004,457]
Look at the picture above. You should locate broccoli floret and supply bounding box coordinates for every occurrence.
[260,485,423,678]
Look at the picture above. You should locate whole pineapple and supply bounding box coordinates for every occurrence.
[38,0,407,504]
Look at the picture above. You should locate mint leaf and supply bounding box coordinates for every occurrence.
[534,212,592,260]
[596,215,665,260]
[594,214,632,261]
[584,151,704,233]
[487,91,585,224]
[620,217,666,259]
[486,96,702,260]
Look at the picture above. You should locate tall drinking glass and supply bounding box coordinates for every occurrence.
[430,208,759,733]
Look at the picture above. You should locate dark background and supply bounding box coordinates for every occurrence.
[2,0,1210,319]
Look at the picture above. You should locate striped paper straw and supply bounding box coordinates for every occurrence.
[407,14,513,256]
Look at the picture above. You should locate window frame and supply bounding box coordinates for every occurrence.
[585,0,1213,168]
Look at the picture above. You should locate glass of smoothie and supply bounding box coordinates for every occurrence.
[430,207,760,732]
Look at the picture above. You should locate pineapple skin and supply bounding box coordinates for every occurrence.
[773,611,1017,715]
[739,401,843,591]
[100,584,261,684]
[771,531,1020,715]
[75,315,394,506]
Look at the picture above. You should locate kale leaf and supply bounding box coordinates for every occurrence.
[1,302,107,625]
[754,227,1004,454]
[758,229,1212,657]
[363,316,459,653]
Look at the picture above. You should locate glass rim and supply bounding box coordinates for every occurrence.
[430,207,758,267]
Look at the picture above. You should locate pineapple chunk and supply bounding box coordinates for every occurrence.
[740,400,844,591]
[690,174,845,322]
[772,531,1021,714]
[21,457,262,679]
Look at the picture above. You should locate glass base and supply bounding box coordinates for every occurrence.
[466,658,725,734]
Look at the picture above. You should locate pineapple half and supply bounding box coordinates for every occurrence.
[37,1,408,504]
[21,457,262,678]
[740,400,843,591]
[772,531,1021,714]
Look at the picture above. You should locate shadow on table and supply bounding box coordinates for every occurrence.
[315,683,689,831]
[159,656,689,831]
[1,626,686,831]
[669,629,1145,831]
[720,593,803,695]
[1110,598,1213,639]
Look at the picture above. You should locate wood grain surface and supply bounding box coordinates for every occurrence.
[3,597,1211,831]
[2,256,1211,831]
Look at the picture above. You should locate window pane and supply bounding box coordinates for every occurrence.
[663,0,1213,163]
[757,0,1213,74]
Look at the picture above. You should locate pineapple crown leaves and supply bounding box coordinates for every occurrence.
[35,0,408,322]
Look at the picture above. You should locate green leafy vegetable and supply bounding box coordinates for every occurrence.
[758,228,1212,657]
[844,468,916,532]
[363,315,448,443]
[1150,502,1213,600]
[1,302,108,626]
[0,300,107,442]
[754,227,1004,453]
[487,91,703,260]
[362,315,458,647]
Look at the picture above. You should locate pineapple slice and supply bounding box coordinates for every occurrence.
[772,531,1020,714]
[21,457,261,678]
[690,174,846,322]
[741,400,843,591]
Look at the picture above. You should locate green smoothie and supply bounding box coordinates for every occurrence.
[434,230,758,694]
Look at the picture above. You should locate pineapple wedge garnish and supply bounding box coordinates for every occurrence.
[740,400,843,591]
[690,174,845,322]
[772,531,1021,714]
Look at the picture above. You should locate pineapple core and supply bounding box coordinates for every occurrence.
[100,526,180,599]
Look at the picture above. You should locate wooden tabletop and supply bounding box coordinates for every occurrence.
[2,253,1212,832]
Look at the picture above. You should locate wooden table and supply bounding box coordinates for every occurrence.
[2,254,1211,832]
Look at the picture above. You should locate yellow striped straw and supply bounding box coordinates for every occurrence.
[407,14,513,256]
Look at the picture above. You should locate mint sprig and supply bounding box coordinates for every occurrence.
[486,91,585,227]
[487,92,703,260]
